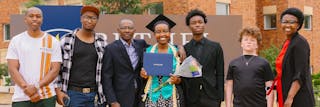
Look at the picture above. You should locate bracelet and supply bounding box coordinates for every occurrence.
[265,86,271,91]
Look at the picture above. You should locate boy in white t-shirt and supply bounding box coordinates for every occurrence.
[6,7,62,107]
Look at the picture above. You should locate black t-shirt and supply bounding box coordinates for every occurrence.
[227,55,274,107]
[69,36,98,88]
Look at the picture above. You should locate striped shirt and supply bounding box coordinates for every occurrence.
[58,28,107,104]
[6,31,62,102]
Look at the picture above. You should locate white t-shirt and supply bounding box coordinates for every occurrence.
[6,31,62,102]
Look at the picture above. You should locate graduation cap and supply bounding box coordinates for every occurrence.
[146,14,176,32]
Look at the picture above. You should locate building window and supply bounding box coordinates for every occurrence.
[148,2,163,14]
[3,24,10,41]
[304,15,312,30]
[264,14,276,30]
[216,2,229,15]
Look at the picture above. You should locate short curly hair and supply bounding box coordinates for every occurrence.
[185,9,207,26]
[238,26,262,46]
[280,7,304,31]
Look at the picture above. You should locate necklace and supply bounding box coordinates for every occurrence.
[242,55,256,66]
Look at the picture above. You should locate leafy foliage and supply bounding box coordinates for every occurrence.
[313,73,320,85]
[24,0,43,8]
[84,0,154,14]
[312,73,320,106]
[0,64,8,79]
[5,76,11,86]
[260,45,280,73]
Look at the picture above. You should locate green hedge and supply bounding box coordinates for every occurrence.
[312,73,320,106]
[261,45,280,73]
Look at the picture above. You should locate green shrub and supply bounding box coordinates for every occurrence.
[261,45,280,73]
[313,73,320,85]
[5,76,11,86]
[312,73,320,106]
[0,64,8,79]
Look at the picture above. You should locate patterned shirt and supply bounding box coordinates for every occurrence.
[58,28,107,104]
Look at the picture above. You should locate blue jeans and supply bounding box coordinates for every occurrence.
[67,90,96,107]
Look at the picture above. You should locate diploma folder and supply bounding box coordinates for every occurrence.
[143,53,173,76]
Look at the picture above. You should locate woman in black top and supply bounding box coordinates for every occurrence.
[226,26,274,107]
[273,7,315,107]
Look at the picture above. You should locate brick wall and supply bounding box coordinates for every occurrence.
[142,0,215,15]
[0,0,27,63]
[305,0,320,73]
[230,0,257,27]
[257,0,288,49]
[186,0,215,15]
[0,0,26,49]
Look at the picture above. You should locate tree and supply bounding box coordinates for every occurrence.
[84,0,154,14]
[24,0,43,8]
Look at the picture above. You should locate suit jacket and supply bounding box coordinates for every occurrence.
[102,39,148,107]
[281,32,315,107]
[182,38,224,103]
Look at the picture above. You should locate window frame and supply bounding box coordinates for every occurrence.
[148,2,163,15]
[304,15,312,30]
[216,2,230,15]
[3,24,10,42]
[264,14,277,30]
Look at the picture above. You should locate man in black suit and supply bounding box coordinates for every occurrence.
[182,9,225,107]
[102,19,149,107]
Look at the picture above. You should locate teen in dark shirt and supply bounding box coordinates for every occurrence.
[182,9,224,107]
[226,26,274,107]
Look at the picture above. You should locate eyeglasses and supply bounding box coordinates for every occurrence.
[281,20,298,24]
[154,30,169,34]
[82,15,98,21]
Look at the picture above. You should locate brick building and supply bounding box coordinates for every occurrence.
[0,0,319,73]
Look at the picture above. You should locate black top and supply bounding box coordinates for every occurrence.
[69,36,98,88]
[280,32,315,107]
[227,55,274,107]
[182,38,224,103]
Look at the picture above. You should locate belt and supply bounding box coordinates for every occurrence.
[68,85,97,93]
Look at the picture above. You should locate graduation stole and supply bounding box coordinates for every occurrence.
[39,34,53,98]
[142,43,180,107]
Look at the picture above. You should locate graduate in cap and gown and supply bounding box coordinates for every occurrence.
[140,14,184,107]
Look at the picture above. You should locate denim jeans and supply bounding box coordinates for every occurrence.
[67,90,96,107]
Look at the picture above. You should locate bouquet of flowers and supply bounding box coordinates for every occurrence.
[153,56,202,92]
